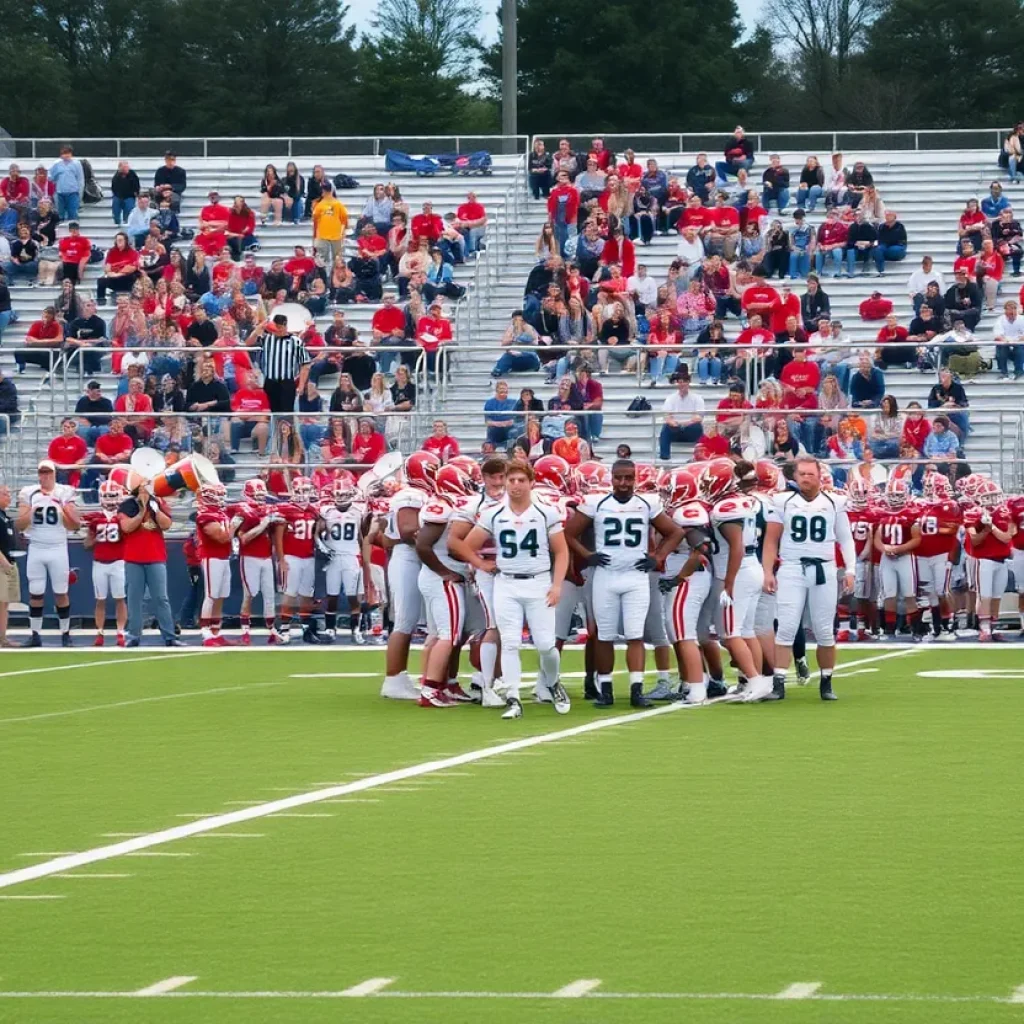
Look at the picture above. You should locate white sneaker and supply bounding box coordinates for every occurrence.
[352,629,366,645]
[480,687,505,708]
[742,675,774,703]
[501,697,523,719]
[380,675,421,701]
[549,681,571,715]
[684,682,707,705]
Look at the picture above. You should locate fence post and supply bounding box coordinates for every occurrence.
[914,131,919,151]
[287,138,293,158]
[203,138,208,159]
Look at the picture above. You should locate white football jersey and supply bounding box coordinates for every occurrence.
[384,487,426,542]
[767,489,849,563]
[419,498,463,574]
[320,505,364,557]
[709,494,760,579]
[480,499,562,575]
[663,500,711,576]
[579,492,661,572]
[19,484,76,546]
[453,490,504,557]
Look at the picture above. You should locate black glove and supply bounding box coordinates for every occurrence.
[584,552,610,568]
[658,575,679,594]
[187,566,202,587]
[634,555,658,573]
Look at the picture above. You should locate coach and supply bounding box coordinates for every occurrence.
[119,481,184,647]
[254,314,311,413]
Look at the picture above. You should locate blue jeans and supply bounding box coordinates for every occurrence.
[796,185,823,211]
[649,353,679,383]
[996,344,1024,376]
[492,350,541,376]
[871,438,900,460]
[291,197,305,223]
[230,419,257,451]
[697,356,723,382]
[438,237,464,265]
[2,260,38,282]
[300,424,326,451]
[1009,155,1020,182]
[814,248,844,277]
[0,308,17,339]
[659,422,703,459]
[147,354,181,379]
[126,561,176,643]
[460,227,485,255]
[845,247,873,275]
[715,158,753,183]
[177,566,204,628]
[112,196,136,224]
[56,192,80,221]
[817,360,850,393]
[762,187,790,212]
[792,417,821,455]
[308,356,342,385]
[486,424,513,446]
[77,423,109,445]
[553,221,575,258]
[578,413,603,442]
[788,251,811,278]
[873,245,906,272]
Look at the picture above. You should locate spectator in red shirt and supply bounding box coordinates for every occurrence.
[194,225,227,259]
[58,221,92,285]
[546,170,579,257]
[1,164,30,211]
[225,196,258,260]
[18,306,64,373]
[875,312,916,368]
[357,223,389,275]
[284,245,315,291]
[350,417,386,471]
[411,201,443,245]
[199,190,231,233]
[229,370,271,454]
[115,376,156,442]
[779,347,822,451]
[600,226,636,278]
[716,383,752,437]
[370,290,407,373]
[421,418,460,462]
[81,415,134,494]
[976,238,1004,310]
[706,192,741,260]
[693,421,732,460]
[814,209,849,277]
[741,280,780,321]
[958,198,987,254]
[769,284,801,334]
[616,149,644,192]
[97,232,140,306]
[415,300,452,375]
[589,137,613,171]
[48,416,90,487]
[455,191,487,256]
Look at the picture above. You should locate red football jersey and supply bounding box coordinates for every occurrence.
[196,509,233,561]
[279,503,319,558]
[965,505,1013,561]
[83,510,124,563]
[875,506,919,550]
[848,506,876,559]
[1010,498,1024,551]
[916,500,961,558]
[230,502,274,559]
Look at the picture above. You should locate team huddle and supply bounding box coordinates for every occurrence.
[13,448,1024,690]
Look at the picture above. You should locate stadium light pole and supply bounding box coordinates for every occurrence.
[501,0,517,152]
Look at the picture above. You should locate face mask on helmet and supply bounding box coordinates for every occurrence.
[243,479,267,505]
[291,478,314,506]
[885,481,909,508]
[99,481,124,510]
[535,455,573,494]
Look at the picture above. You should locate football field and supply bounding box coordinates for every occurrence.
[2,643,1024,1024]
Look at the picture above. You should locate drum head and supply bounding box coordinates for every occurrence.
[130,447,166,479]
[268,302,313,334]
[190,453,220,487]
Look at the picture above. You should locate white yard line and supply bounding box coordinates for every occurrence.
[0,681,288,726]
[192,833,264,840]
[321,799,381,805]
[124,852,192,858]
[0,895,65,901]
[17,852,77,858]
[0,649,915,893]
[552,979,601,997]
[0,652,208,680]
[53,873,131,880]
[135,977,197,997]
[776,982,822,999]
[338,978,395,996]
[267,814,334,819]
[1010,984,1024,1003]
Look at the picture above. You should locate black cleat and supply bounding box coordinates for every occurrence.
[706,678,729,700]
[582,675,600,701]
[20,632,42,648]
[761,676,786,701]
[820,679,838,701]
[592,680,615,707]
[61,633,73,647]
[302,626,325,645]
[630,682,654,708]
[165,638,188,647]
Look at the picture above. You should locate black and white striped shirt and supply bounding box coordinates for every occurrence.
[259,331,311,382]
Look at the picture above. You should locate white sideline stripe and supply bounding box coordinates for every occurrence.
[0,681,287,726]
[135,977,198,997]
[125,852,192,858]
[552,979,601,997]
[0,652,208,680]
[0,649,912,892]
[0,895,65,901]
[224,801,264,806]
[54,873,131,879]
[176,814,218,819]
[192,833,265,839]
[1010,984,1024,1003]
[290,673,376,679]
[322,799,381,804]
[776,982,822,999]
[339,978,395,997]
[17,852,77,858]
[102,833,145,838]
[268,813,334,819]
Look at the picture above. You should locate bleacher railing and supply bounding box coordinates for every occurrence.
[2,137,531,161]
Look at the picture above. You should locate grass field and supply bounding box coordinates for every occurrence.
[2,643,1024,1024]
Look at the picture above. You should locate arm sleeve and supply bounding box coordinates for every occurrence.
[835,508,856,572]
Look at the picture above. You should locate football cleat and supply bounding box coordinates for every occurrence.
[644,680,678,701]
[836,628,851,643]
[533,683,553,704]
[593,680,615,707]
[856,628,876,642]
[380,676,422,701]
[501,697,524,719]
[706,678,729,700]
[480,686,506,708]
[61,633,73,647]
[116,633,126,648]
[549,681,571,715]
[630,682,654,708]
[445,682,475,703]
[93,633,104,647]
[239,633,251,646]
[351,629,366,646]
[741,675,775,702]
[795,657,810,684]
[820,679,838,701]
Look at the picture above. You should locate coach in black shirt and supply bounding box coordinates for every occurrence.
[186,360,231,431]
[153,151,187,212]
[66,299,108,376]
[186,306,218,347]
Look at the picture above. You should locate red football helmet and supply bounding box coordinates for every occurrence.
[534,454,575,494]
[955,472,985,505]
[198,481,227,509]
[405,451,441,493]
[665,466,700,509]
[633,463,658,494]
[242,478,268,505]
[755,460,781,493]
[922,470,953,502]
[976,479,1004,508]
[291,475,315,507]
[448,455,483,490]
[884,476,910,508]
[98,479,124,510]
[576,460,611,493]
[435,464,476,498]
[696,458,737,503]
[846,474,874,510]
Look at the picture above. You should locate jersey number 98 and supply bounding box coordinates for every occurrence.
[790,514,827,543]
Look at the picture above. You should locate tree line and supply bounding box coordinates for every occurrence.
[3,0,1022,142]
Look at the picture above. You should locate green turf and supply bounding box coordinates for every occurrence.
[1,645,1023,1024]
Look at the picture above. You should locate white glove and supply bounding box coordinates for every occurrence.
[229,515,244,532]
[981,512,992,526]
[719,589,734,609]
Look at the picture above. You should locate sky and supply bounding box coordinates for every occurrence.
[344,0,764,44]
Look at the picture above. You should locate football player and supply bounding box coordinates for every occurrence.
[273,475,325,644]
[565,460,683,708]
[16,459,80,647]
[915,471,961,640]
[843,475,879,642]
[231,478,282,644]
[873,477,923,640]
[196,481,235,647]
[965,480,1016,641]
[1010,493,1024,637]
[81,479,127,646]
[318,478,372,644]
[458,461,570,719]
[762,457,856,702]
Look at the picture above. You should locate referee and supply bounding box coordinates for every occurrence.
[256,314,311,413]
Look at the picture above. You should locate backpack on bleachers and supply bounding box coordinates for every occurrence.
[858,292,893,320]
[384,150,439,176]
[430,151,493,176]
[81,158,103,205]
[333,173,360,190]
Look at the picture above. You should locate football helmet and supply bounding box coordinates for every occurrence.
[922,470,953,503]
[198,481,227,509]
[665,466,700,509]
[696,458,737,503]
[332,478,357,508]
[975,479,1004,508]
[755,460,781,493]
[448,455,483,491]
[634,463,659,494]
[291,476,315,507]
[884,476,910,508]
[405,451,441,493]
[534,454,575,494]
[98,479,124,510]
[955,472,985,505]
[846,474,874,510]
[576,461,611,493]
[435,464,476,498]
[242,478,268,505]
